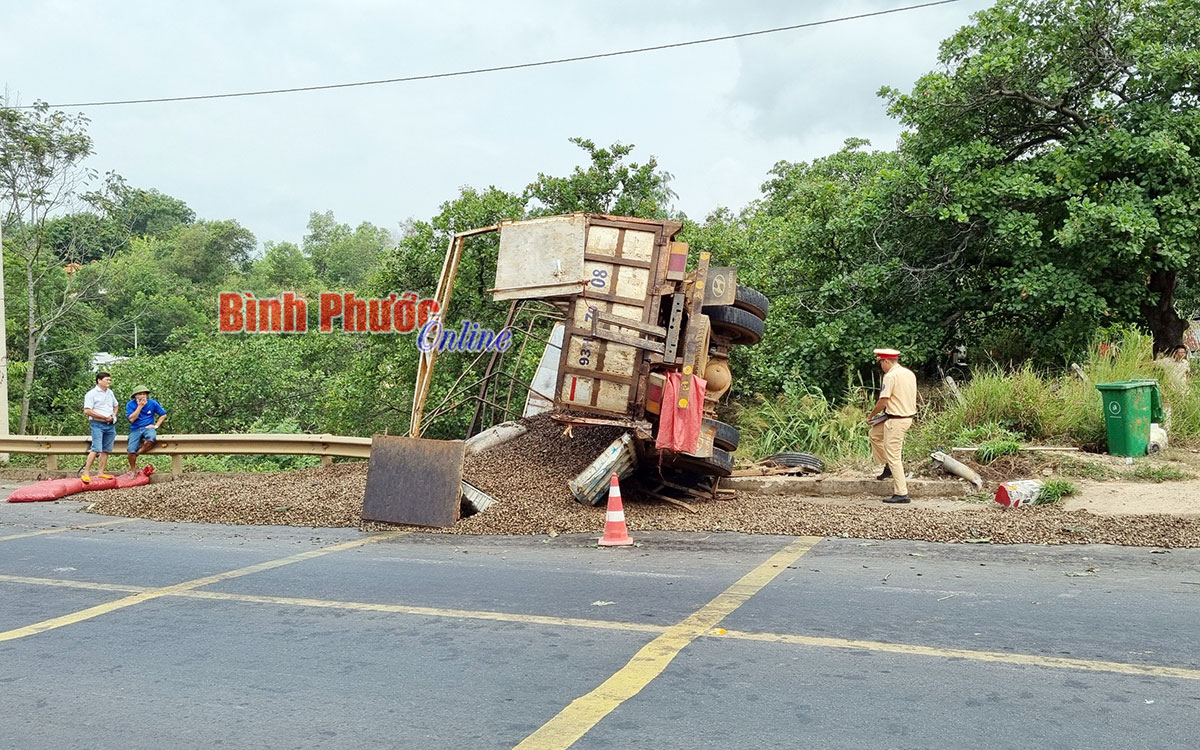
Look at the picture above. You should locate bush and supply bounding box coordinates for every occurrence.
[106,333,396,436]
[958,423,1024,444]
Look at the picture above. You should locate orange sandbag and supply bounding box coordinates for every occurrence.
[6,477,86,502]
[114,465,154,488]
[7,465,153,503]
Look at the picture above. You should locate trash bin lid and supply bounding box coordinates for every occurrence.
[1095,381,1142,390]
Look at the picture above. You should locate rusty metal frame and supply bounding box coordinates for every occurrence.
[467,300,519,436]
[419,302,563,436]
[409,225,499,437]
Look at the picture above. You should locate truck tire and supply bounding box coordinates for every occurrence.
[705,305,764,346]
[733,285,769,319]
[670,446,734,477]
[704,418,740,452]
[702,285,768,320]
[762,451,825,473]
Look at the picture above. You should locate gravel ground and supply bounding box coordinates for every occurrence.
[85,463,369,528]
[461,416,626,506]
[79,420,1200,547]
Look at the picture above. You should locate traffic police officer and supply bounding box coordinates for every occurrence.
[866,348,917,503]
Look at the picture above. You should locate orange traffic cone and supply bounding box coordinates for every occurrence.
[598,473,634,547]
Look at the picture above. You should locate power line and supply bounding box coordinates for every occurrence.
[15,1,963,110]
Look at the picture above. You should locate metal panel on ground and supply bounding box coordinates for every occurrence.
[362,436,465,528]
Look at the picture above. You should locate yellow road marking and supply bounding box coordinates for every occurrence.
[0,532,404,642]
[513,536,822,750]
[4,563,1199,683]
[714,629,1200,682]
[0,573,146,594]
[178,590,667,634]
[0,519,132,542]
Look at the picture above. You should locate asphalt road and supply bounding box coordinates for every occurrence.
[2,494,1199,749]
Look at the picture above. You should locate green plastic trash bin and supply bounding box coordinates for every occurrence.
[1128,379,1165,423]
[1095,381,1160,457]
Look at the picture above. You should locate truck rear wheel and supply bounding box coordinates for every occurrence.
[706,305,764,346]
[670,446,734,477]
[732,285,769,319]
[703,285,768,320]
[704,418,740,452]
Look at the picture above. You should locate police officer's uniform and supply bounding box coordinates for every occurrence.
[869,349,917,502]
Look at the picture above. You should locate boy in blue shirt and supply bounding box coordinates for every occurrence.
[126,385,167,473]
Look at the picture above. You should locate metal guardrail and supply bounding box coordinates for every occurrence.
[0,433,372,473]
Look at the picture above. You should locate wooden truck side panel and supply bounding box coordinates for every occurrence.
[555,217,678,417]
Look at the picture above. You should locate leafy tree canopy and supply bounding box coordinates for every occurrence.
[302,211,393,288]
[881,0,1200,354]
[524,137,676,218]
[160,219,255,285]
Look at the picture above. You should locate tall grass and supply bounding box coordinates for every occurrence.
[737,383,872,465]
[737,330,1199,465]
[911,329,1199,454]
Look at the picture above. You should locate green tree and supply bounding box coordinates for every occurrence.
[0,102,131,432]
[256,240,315,288]
[882,0,1200,354]
[161,219,255,285]
[524,138,676,217]
[41,212,127,264]
[302,211,392,288]
[685,140,930,397]
[88,237,207,354]
[117,187,196,237]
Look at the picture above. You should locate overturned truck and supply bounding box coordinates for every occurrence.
[408,213,768,505]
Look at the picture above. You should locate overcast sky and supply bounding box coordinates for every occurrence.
[3,0,994,248]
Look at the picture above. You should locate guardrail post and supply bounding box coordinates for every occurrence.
[46,454,57,471]
[321,456,333,467]
[171,455,183,476]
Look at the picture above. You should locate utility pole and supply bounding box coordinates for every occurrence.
[0,221,9,461]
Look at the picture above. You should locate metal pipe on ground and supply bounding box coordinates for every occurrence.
[464,422,528,455]
[930,450,983,490]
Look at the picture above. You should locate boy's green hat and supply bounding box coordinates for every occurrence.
[131,385,152,396]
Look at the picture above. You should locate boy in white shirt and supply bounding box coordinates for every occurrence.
[82,371,119,482]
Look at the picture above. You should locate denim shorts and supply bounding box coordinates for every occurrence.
[128,426,158,453]
[89,421,115,453]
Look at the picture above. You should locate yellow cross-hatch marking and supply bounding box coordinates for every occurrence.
[3,563,1199,685]
[513,536,822,750]
[180,589,668,634]
[0,573,147,594]
[0,531,404,642]
[0,519,133,542]
[714,629,1200,682]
